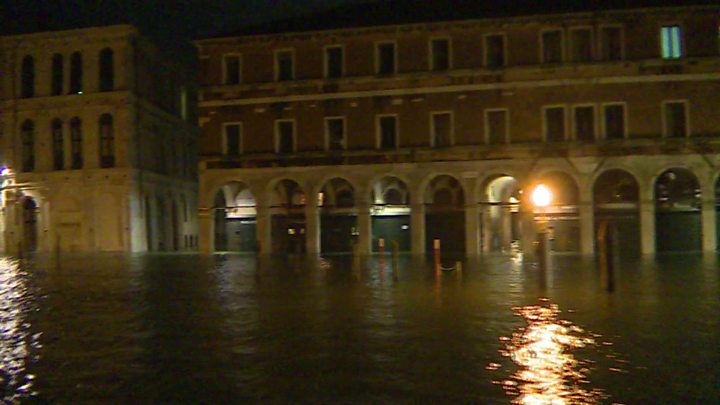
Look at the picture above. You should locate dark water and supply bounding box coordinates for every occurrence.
[1,252,719,403]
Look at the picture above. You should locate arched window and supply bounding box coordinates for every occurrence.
[70,52,83,94]
[21,120,35,172]
[51,54,64,96]
[52,119,64,170]
[21,56,34,98]
[99,48,114,91]
[99,114,114,168]
[70,117,82,169]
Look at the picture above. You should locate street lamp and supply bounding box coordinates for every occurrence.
[531,184,553,267]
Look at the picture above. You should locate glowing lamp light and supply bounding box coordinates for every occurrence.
[531,184,552,208]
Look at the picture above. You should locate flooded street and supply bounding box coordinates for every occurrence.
[0,253,718,403]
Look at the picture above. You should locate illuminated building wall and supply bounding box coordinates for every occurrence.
[196,4,720,255]
[0,25,199,253]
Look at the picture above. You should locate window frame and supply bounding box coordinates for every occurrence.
[99,113,115,168]
[323,45,344,79]
[324,116,346,151]
[662,100,690,138]
[540,28,565,64]
[601,102,628,140]
[542,104,568,142]
[483,32,507,68]
[660,24,684,60]
[484,108,510,145]
[428,37,452,72]
[429,111,454,147]
[375,41,398,75]
[375,114,399,149]
[598,24,625,61]
[222,53,242,85]
[571,104,597,141]
[569,26,594,63]
[274,49,295,82]
[274,119,296,154]
[222,122,243,156]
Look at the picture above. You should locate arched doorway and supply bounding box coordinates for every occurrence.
[371,176,410,252]
[212,181,257,252]
[482,175,520,252]
[532,171,580,252]
[21,197,38,252]
[270,179,306,254]
[655,168,701,252]
[319,178,356,253]
[593,169,640,255]
[425,175,465,254]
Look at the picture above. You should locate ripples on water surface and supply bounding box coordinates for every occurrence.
[0,253,718,403]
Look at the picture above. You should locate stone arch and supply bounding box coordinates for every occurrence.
[269,179,306,254]
[529,170,581,252]
[318,178,356,253]
[654,167,701,252]
[593,169,641,255]
[481,174,522,252]
[424,174,465,254]
[424,174,465,209]
[319,177,355,209]
[212,181,257,252]
[370,176,411,251]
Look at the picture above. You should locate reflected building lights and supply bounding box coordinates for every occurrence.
[495,300,608,404]
[0,258,38,402]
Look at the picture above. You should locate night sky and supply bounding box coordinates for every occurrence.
[0,0,366,41]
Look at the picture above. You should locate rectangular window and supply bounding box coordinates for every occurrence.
[544,106,566,142]
[430,38,450,71]
[275,50,294,81]
[376,42,396,74]
[664,101,688,138]
[600,26,623,61]
[603,104,626,140]
[541,30,563,64]
[485,109,508,145]
[324,46,343,79]
[325,117,345,151]
[485,34,506,68]
[276,120,295,153]
[224,123,241,156]
[573,106,595,141]
[570,28,593,62]
[377,115,398,149]
[431,112,452,147]
[661,25,682,59]
[223,54,241,85]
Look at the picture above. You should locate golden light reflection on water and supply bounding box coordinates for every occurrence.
[490,299,608,404]
[0,258,38,402]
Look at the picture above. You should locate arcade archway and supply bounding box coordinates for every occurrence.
[655,168,701,252]
[270,179,306,254]
[319,178,356,253]
[593,169,640,255]
[370,176,410,252]
[425,175,465,254]
[532,171,580,252]
[212,181,257,252]
[482,175,520,252]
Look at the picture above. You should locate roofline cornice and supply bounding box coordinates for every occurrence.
[0,24,138,47]
[194,5,718,47]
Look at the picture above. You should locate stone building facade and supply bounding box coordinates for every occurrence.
[0,25,199,253]
[196,4,720,256]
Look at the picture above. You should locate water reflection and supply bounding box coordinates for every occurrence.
[0,258,38,401]
[494,299,607,404]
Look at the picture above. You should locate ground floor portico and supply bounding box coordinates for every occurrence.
[199,152,720,256]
